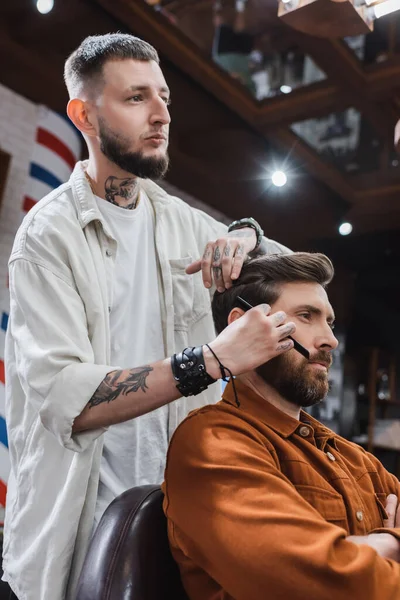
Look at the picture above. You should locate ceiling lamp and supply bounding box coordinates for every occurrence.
[36,0,54,13]
[272,171,288,187]
[339,222,353,235]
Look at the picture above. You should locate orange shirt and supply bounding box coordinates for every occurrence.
[163,379,400,600]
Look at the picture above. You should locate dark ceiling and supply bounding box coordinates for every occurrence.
[1,0,400,350]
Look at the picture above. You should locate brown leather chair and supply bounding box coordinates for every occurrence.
[76,485,189,600]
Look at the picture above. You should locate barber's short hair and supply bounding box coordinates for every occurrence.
[212,252,334,334]
[64,33,159,98]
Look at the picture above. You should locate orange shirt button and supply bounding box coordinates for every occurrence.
[356,511,364,522]
[299,426,310,437]
[326,452,336,462]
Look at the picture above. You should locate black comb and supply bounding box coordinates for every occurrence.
[236,296,310,360]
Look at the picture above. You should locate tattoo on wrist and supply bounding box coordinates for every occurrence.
[89,366,153,408]
[105,176,139,209]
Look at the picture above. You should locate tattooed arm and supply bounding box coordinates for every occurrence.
[73,358,182,433]
[72,302,296,433]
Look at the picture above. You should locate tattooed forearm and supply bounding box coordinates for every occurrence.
[104,176,140,209]
[89,366,153,408]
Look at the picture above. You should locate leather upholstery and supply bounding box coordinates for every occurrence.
[76,485,188,600]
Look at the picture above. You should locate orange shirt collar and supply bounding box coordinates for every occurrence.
[222,378,338,450]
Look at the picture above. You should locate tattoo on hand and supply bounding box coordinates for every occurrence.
[213,247,221,263]
[224,244,231,257]
[235,244,245,257]
[277,341,292,352]
[213,266,222,281]
[89,366,153,408]
[203,248,212,260]
[105,176,139,209]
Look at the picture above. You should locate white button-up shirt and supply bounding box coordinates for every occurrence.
[3,161,290,600]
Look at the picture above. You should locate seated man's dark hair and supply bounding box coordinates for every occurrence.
[212,252,334,334]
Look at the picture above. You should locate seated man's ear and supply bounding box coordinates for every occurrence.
[227,308,246,326]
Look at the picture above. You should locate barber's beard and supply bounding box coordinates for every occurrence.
[98,118,169,179]
[256,351,332,408]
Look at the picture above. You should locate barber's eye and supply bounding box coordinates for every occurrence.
[162,97,171,106]
[330,323,336,331]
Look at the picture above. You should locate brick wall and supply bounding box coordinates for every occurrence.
[0,85,39,511]
[0,84,81,511]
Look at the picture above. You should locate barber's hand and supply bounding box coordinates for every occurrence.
[186,228,257,292]
[203,304,295,379]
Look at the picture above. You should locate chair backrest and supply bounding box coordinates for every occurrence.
[76,485,188,600]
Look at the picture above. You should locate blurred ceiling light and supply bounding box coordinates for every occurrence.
[272,171,287,187]
[280,85,292,94]
[339,222,353,236]
[36,0,54,14]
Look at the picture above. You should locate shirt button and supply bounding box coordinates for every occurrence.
[106,249,112,257]
[108,306,111,313]
[299,426,310,437]
[326,451,336,462]
[356,511,364,522]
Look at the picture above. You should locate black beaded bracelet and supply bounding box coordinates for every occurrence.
[171,346,216,397]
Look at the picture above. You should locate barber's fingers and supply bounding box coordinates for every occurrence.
[270,311,287,327]
[276,321,296,341]
[384,494,398,528]
[230,243,246,282]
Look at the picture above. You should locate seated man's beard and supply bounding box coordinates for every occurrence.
[99,120,169,179]
[256,351,331,408]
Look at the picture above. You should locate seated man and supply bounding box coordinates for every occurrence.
[163,252,400,600]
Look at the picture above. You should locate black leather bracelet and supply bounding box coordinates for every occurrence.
[227,217,264,251]
[171,346,216,397]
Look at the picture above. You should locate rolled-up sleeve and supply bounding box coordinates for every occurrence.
[9,258,118,452]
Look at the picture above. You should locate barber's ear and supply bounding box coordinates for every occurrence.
[227,307,245,326]
[67,98,98,137]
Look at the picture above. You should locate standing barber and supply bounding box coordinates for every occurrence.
[3,33,292,600]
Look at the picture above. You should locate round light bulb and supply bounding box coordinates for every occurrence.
[271,171,287,187]
[339,222,352,236]
[36,0,54,14]
[280,85,292,94]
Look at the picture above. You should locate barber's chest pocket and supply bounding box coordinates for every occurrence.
[295,484,349,531]
[169,257,209,331]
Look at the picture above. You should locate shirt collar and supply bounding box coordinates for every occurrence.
[222,378,338,448]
